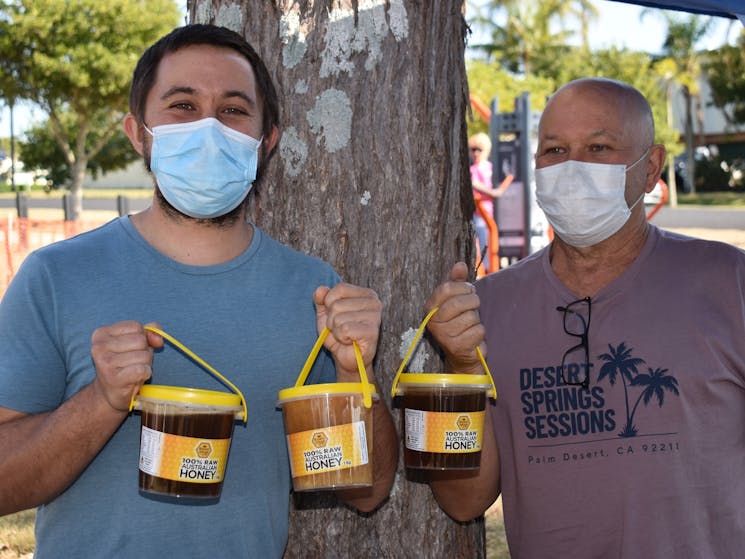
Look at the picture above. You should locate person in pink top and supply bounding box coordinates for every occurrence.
[425,78,745,558]
[469,132,504,272]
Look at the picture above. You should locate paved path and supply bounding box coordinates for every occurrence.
[648,205,745,229]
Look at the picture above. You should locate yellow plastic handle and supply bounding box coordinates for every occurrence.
[390,307,496,399]
[295,327,373,408]
[128,325,248,423]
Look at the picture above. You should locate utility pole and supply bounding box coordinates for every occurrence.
[666,79,678,208]
[9,99,16,192]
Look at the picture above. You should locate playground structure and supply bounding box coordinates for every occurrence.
[471,92,550,277]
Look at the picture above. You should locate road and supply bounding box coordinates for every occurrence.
[0,195,151,213]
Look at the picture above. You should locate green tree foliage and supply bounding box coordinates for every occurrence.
[0,0,180,218]
[21,112,139,188]
[465,60,554,136]
[465,2,678,156]
[703,33,745,125]
[467,0,598,73]
[466,47,680,159]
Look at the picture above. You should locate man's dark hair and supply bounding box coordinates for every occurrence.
[129,24,279,147]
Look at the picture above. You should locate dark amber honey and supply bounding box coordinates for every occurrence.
[139,410,235,498]
[402,387,486,470]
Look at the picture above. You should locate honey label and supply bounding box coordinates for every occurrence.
[139,426,231,484]
[286,421,368,478]
[405,409,485,453]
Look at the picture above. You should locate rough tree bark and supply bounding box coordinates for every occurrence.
[191,1,481,557]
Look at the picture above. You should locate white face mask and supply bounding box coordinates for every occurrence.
[534,150,648,248]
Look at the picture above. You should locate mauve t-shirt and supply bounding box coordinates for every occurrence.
[477,225,745,558]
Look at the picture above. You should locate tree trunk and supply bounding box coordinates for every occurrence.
[665,83,677,208]
[683,86,696,194]
[192,1,482,557]
[68,158,87,222]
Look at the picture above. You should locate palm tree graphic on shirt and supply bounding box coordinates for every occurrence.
[597,342,680,438]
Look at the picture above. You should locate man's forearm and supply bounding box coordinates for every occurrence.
[336,373,398,513]
[0,382,127,515]
[429,402,500,522]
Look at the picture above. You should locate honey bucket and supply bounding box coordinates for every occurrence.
[130,326,247,500]
[391,308,496,470]
[278,328,377,492]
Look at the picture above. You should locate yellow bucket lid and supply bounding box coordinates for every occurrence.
[137,384,243,408]
[395,373,494,392]
[278,382,378,404]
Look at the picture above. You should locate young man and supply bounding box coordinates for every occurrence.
[426,78,745,557]
[0,24,397,557]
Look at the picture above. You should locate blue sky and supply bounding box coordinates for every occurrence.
[0,1,741,139]
[571,0,738,51]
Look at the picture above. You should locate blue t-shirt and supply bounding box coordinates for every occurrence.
[0,217,339,558]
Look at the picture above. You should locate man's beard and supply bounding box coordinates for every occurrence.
[143,136,250,229]
[152,185,246,228]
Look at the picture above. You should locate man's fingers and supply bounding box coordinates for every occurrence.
[449,261,469,283]
[144,322,165,349]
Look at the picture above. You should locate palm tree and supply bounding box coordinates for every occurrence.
[642,10,716,194]
[597,342,645,436]
[623,367,680,436]
[570,0,599,52]
[466,0,595,73]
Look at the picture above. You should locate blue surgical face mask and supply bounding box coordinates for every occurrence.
[145,117,262,219]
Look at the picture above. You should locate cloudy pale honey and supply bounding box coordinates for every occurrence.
[280,391,375,491]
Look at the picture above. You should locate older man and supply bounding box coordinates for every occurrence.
[427,78,745,558]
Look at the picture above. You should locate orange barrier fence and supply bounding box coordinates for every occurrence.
[645,178,669,221]
[469,94,491,122]
[475,198,499,278]
[0,216,107,298]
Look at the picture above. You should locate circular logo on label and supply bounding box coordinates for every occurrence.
[312,432,328,448]
[195,441,213,458]
[456,415,471,430]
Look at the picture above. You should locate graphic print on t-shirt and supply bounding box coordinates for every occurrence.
[520,341,681,465]
[596,342,680,438]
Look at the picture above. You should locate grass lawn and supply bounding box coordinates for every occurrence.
[676,191,745,206]
[486,498,510,557]
[0,509,35,559]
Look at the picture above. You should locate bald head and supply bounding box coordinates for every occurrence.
[544,78,655,147]
[534,77,667,247]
